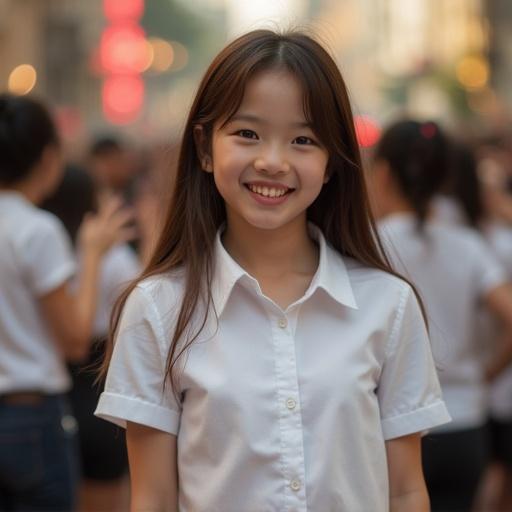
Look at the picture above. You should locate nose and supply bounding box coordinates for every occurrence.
[254,144,290,175]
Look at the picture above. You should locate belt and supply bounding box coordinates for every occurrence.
[0,391,45,405]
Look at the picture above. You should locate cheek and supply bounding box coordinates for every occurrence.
[299,153,329,189]
[212,142,247,181]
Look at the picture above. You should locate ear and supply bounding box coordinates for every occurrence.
[323,164,331,184]
[193,124,213,173]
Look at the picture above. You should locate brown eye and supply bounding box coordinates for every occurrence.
[293,136,314,145]
[236,130,258,139]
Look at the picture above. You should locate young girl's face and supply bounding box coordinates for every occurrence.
[208,69,329,232]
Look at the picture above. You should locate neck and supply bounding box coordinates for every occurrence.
[377,194,418,220]
[0,181,41,204]
[222,214,318,279]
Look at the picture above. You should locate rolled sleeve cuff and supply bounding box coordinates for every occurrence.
[94,392,180,435]
[381,401,451,440]
[34,262,76,296]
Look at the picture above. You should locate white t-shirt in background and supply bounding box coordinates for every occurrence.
[433,196,512,421]
[485,224,512,420]
[378,213,506,431]
[90,244,140,338]
[96,225,449,512]
[0,191,76,394]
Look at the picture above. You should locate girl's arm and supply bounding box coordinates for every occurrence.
[386,433,429,512]
[484,283,512,382]
[40,197,135,362]
[126,422,178,512]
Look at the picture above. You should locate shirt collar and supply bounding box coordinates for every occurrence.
[211,223,358,317]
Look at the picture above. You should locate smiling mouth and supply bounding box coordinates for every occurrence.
[245,183,294,198]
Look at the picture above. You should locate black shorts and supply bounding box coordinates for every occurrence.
[68,342,128,481]
[488,417,512,469]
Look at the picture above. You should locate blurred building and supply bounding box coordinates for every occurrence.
[0,0,222,149]
[0,0,509,146]
[1,0,108,152]
[485,0,512,122]
[308,0,493,127]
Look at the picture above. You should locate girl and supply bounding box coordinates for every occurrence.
[96,30,450,512]
[42,166,139,512]
[368,120,512,512]
[0,93,134,511]
[434,141,512,511]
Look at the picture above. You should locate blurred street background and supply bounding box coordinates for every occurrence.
[1,0,511,154]
[3,2,512,511]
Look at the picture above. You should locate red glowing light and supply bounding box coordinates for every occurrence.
[100,24,148,74]
[354,115,381,148]
[104,0,144,22]
[420,122,437,139]
[102,75,144,125]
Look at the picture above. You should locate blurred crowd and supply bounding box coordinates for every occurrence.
[0,93,175,511]
[1,89,512,512]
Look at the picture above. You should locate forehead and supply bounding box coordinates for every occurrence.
[235,69,306,121]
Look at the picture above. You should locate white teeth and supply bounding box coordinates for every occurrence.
[248,184,288,198]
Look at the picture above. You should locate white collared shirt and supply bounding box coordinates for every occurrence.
[96,225,449,511]
[379,213,507,430]
[0,191,75,394]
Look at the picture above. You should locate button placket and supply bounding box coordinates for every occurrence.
[290,479,301,491]
[270,310,307,510]
[286,398,296,410]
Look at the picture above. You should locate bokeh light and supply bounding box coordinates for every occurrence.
[354,115,381,148]
[456,55,489,90]
[148,38,174,72]
[8,64,37,95]
[102,75,144,125]
[100,24,150,74]
[169,41,189,72]
[104,0,144,22]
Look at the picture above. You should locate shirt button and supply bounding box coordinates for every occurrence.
[286,398,296,410]
[290,479,301,491]
[278,317,288,329]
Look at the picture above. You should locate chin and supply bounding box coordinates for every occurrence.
[241,213,294,231]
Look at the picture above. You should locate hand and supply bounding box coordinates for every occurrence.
[77,194,137,257]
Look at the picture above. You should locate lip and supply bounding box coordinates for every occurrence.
[244,181,294,206]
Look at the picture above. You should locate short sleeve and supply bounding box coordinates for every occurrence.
[21,214,76,296]
[95,285,182,435]
[378,284,451,440]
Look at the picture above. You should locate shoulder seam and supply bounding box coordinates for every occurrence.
[134,284,169,375]
[384,281,410,359]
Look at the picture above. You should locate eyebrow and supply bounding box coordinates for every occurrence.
[229,113,311,128]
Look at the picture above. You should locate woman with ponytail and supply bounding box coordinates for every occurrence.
[368,119,512,512]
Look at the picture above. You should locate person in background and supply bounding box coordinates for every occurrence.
[434,140,512,511]
[368,119,512,512]
[88,136,137,199]
[0,93,134,511]
[42,165,140,512]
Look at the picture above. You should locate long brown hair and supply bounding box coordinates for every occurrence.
[99,29,424,393]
